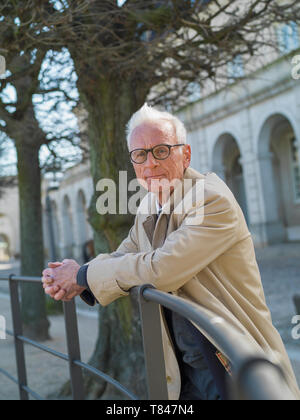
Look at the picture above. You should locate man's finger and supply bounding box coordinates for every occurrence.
[62,259,73,264]
[48,262,63,268]
[45,285,60,298]
[42,268,53,278]
[54,289,67,301]
[43,282,53,291]
[45,285,59,293]
[42,276,54,285]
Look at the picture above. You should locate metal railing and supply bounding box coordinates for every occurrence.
[0,275,297,400]
[133,285,297,400]
[0,274,138,401]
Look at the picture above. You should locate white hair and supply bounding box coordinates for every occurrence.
[126,103,187,150]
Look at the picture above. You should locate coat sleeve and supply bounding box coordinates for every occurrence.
[83,222,139,267]
[86,192,239,307]
[112,225,139,255]
[78,222,139,306]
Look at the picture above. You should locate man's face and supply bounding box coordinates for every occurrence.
[129,120,191,200]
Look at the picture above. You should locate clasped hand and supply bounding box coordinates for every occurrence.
[42,259,86,302]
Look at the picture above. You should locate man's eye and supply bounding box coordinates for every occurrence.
[136,151,146,158]
[132,150,146,160]
[155,147,168,156]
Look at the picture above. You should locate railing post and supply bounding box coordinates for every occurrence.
[9,275,29,400]
[63,300,85,400]
[135,285,169,400]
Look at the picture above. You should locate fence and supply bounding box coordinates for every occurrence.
[0,274,296,400]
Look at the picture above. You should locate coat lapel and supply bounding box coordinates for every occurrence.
[141,168,204,248]
[142,213,169,249]
[152,213,169,249]
[142,214,157,246]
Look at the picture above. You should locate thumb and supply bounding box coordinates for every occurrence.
[48,261,63,268]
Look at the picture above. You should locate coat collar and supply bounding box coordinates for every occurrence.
[139,168,206,247]
[142,214,157,246]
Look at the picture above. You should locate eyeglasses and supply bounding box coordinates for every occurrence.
[130,143,185,164]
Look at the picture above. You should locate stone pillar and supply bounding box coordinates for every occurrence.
[256,152,286,244]
[73,193,89,264]
[239,154,266,246]
[61,198,75,259]
[295,138,300,167]
[293,138,300,204]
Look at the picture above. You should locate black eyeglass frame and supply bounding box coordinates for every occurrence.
[129,143,185,164]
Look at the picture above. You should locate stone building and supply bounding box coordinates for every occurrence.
[177,52,300,246]
[0,163,94,264]
[42,161,94,265]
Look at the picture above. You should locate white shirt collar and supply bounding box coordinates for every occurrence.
[155,198,162,215]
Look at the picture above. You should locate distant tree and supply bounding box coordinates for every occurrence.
[0,10,82,341]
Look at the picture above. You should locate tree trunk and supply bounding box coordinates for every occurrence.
[16,141,50,342]
[74,73,149,399]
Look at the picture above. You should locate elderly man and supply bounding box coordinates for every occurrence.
[43,104,300,400]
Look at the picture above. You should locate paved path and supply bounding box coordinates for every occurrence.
[0,243,299,400]
[0,260,99,400]
[0,293,99,400]
[255,243,300,388]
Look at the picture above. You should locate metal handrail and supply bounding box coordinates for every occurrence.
[0,274,138,400]
[132,285,297,401]
[0,275,297,400]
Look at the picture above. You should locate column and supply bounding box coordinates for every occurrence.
[239,153,266,245]
[255,152,285,244]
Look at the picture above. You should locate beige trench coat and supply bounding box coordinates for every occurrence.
[86,168,300,400]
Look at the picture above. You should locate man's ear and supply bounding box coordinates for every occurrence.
[183,144,191,169]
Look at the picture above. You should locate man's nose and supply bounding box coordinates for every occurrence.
[144,151,158,168]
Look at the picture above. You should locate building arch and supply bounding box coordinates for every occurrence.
[257,113,300,242]
[210,126,245,163]
[254,109,300,155]
[212,132,249,223]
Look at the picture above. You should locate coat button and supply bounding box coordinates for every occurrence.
[166,376,172,383]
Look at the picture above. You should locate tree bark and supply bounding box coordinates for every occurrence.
[1,51,52,342]
[16,141,50,341]
[73,72,150,399]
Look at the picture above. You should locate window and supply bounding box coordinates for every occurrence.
[291,137,300,202]
[277,22,299,55]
